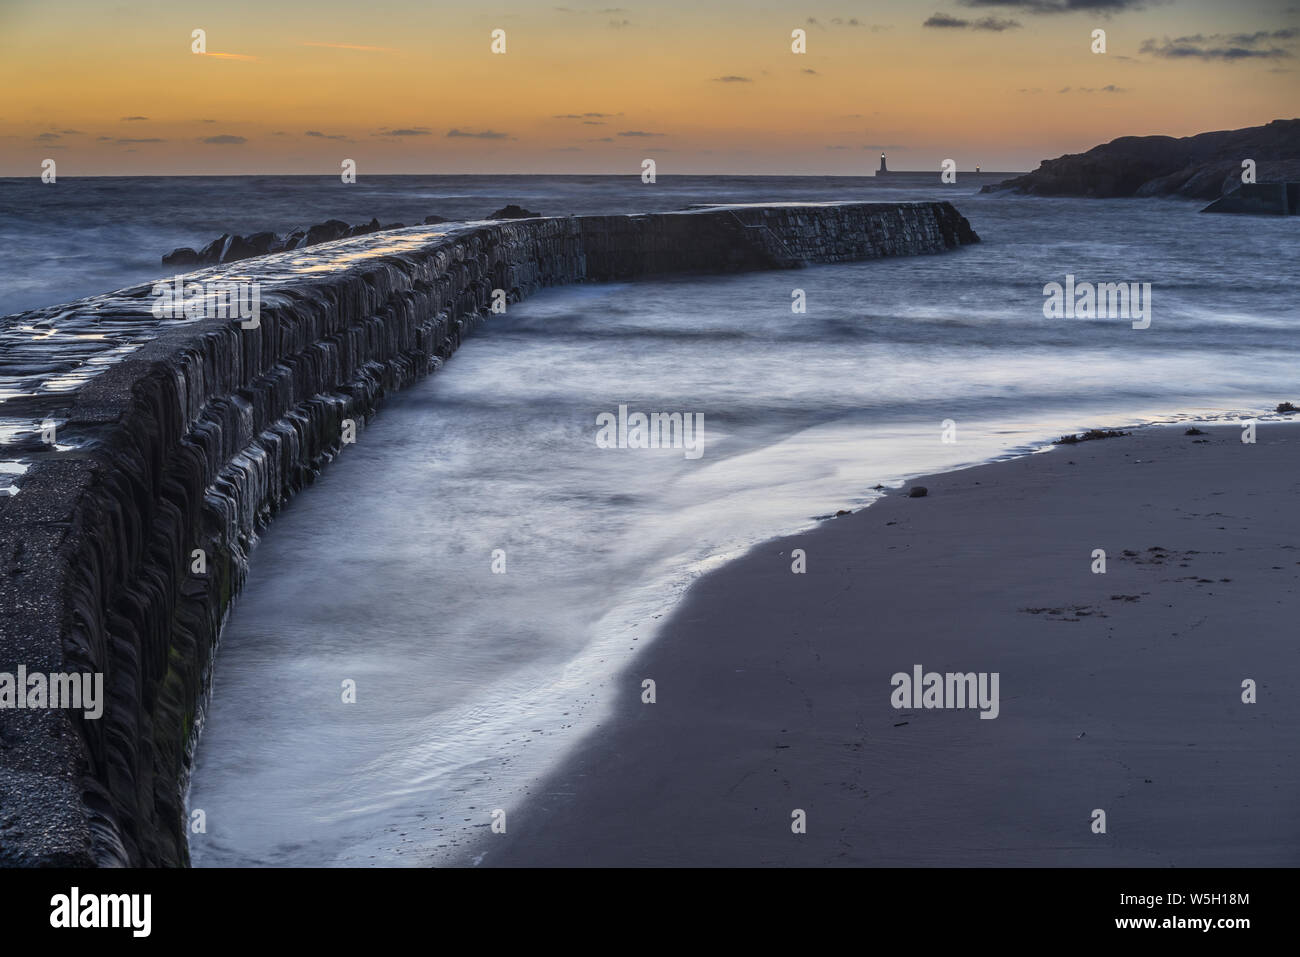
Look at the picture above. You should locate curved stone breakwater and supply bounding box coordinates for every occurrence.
[0,201,978,866]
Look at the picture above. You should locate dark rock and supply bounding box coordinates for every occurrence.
[348,218,382,237]
[424,215,448,225]
[1278,402,1299,414]
[379,223,405,230]
[197,234,230,264]
[1185,427,1206,435]
[982,118,1300,199]
[161,246,199,266]
[1202,183,1298,215]
[245,231,278,255]
[908,486,928,498]
[220,234,260,263]
[489,204,541,219]
[303,219,351,246]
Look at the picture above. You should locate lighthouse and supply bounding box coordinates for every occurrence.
[879,152,888,174]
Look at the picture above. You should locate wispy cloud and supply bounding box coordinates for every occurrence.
[1139,30,1297,61]
[197,51,257,61]
[713,75,753,83]
[924,13,1021,30]
[305,130,351,140]
[121,116,149,122]
[201,134,247,144]
[377,127,432,136]
[447,128,510,139]
[617,130,663,137]
[957,0,1150,12]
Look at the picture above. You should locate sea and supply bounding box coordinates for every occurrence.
[1,174,1296,865]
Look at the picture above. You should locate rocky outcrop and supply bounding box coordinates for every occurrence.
[982,118,1300,199]
[1202,182,1299,215]
[0,202,979,867]
[488,204,541,219]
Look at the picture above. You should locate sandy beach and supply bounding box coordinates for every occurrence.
[480,421,1300,867]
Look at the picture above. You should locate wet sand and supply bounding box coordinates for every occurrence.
[479,421,1300,866]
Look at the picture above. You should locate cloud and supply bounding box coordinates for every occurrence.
[60,129,83,135]
[1057,85,1128,92]
[305,130,351,140]
[446,128,509,139]
[583,120,605,125]
[197,51,257,61]
[957,0,1150,12]
[924,12,1021,30]
[803,68,820,75]
[974,17,1021,30]
[378,128,432,136]
[201,134,247,144]
[115,137,166,143]
[609,18,631,27]
[1018,86,1043,93]
[713,75,752,82]
[35,132,61,141]
[1139,31,1297,61]
[617,130,663,137]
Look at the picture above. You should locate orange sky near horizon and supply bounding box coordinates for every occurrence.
[1,0,1296,175]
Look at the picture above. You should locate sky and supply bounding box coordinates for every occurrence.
[1,0,1296,176]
